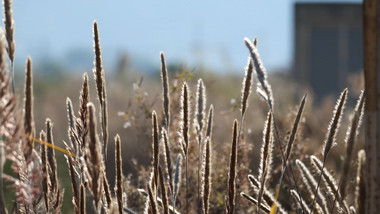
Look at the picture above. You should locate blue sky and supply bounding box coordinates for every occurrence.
[8,0,360,73]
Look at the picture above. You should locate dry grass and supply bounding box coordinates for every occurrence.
[0,2,368,214]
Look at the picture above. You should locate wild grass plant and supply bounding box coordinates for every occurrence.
[0,1,368,214]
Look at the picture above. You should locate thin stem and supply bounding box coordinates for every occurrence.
[185,153,188,214]
[10,60,14,93]
[270,110,305,214]
[197,134,202,213]
[309,159,326,214]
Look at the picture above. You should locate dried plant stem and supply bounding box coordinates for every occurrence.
[3,0,15,93]
[0,149,5,214]
[244,38,273,109]
[162,128,174,207]
[206,105,214,139]
[23,56,34,159]
[227,120,238,214]
[66,98,77,153]
[310,89,347,214]
[159,166,169,214]
[194,79,206,212]
[152,111,159,194]
[40,131,49,211]
[78,73,89,150]
[296,159,329,214]
[240,193,270,213]
[160,51,170,132]
[228,57,254,213]
[115,135,123,214]
[80,184,86,214]
[202,137,212,214]
[103,174,112,208]
[339,90,365,198]
[237,58,253,158]
[173,154,182,208]
[46,119,58,193]
[180,82,190,213]
[274,94,307,214]
[86,103,103,211]
[284,94,307,164]
[93,21,104,107]
[247,175,287,214]
[355,150,366,214]
[290,190,311,214]
[240,58,253,118]
[204,105,214,213]
[162,129,173,192]
[245,37,304,213]
[93,21,109,174]
[311,156,349,213]
[148,184,158,214]
[329,90,365,213]
[257,112,273,214]
[66,156,79,212]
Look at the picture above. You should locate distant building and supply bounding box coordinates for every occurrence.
[294,2,363,98]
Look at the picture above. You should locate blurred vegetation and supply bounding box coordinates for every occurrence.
[6,57,364,212]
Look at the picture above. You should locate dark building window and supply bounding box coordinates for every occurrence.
[294,3,362,98]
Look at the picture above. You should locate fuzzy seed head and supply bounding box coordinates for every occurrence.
[323,89,347,158]
[194,79,206,134]
[240,58,253,117]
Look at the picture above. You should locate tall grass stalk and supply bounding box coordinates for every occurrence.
[162,128,173,193]
[173,154,182,209]
[296,159,329,214]
[202,137,212,214]
[67,154,79,212]
[80,184,86,214]
[355,150,365,214]
[148,183,158,214]
[103,173,112,208]
[46,119,58,193]
[290,190,311,213]
[227,57,253,212]
[257,112,273,214]
[240,193,271,213]
[66,98,77,154]
[23,56,34,159]
[180,82,190,214]
[206,105,213,140]
[86,103,103,212]
[0,145,4,214]
[159,166,169,214]
[339,90,365,198]
[227,120,238,214]
[237,58,253,150]
[310,89,347,214]
[245,37,305,213]
[246,175,287,213]
[3,0,15,93]
[115,134,123,214]
[0,36,8,214]
[329,90,365,213]
[78,73,90,151]
[160,51,170,132]
[194,78,206,212]
[92,21,109,174]
[39,130,49,211]
[152,111,160,194]
[311,155,349,213]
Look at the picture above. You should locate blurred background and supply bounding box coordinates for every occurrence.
[8,0,359,73]
[2,0,365,212]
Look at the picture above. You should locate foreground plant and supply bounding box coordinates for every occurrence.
[0,2,368,213]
